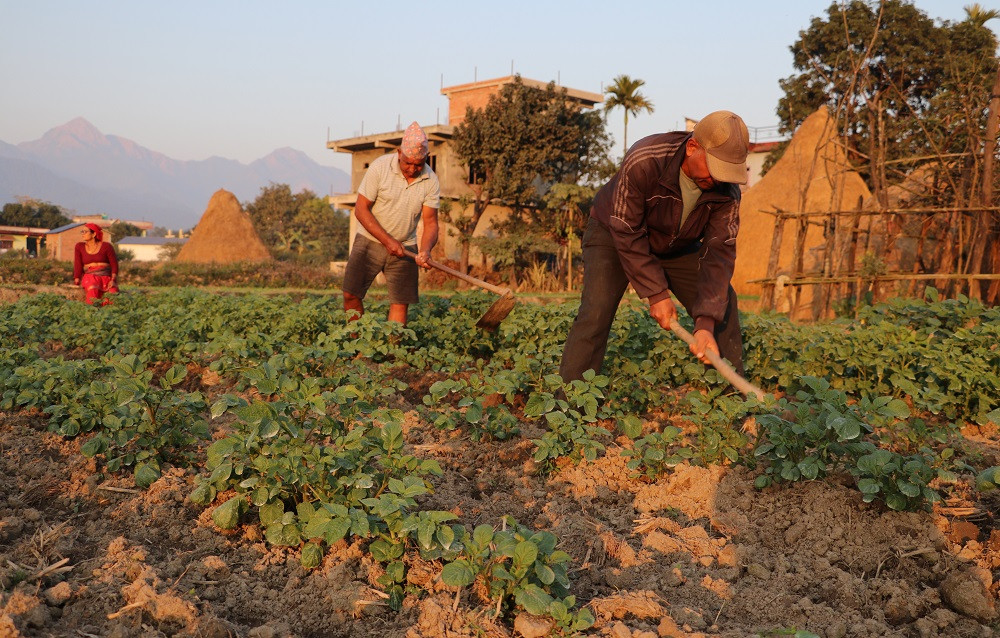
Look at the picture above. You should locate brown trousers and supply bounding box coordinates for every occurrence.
[559,217,744,381]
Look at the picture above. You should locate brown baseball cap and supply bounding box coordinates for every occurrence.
[693,110,750,185]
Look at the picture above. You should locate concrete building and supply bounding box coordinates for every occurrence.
[327,75,603,262]
[117,236,188,262]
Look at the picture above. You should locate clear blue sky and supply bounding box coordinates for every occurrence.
[0,1,991,174]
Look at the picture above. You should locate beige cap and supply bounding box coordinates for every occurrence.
[693,110,750,185]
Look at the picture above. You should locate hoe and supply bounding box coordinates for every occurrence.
[403,249,515,331]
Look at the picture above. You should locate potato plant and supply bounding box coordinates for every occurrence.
[3,287,999,627]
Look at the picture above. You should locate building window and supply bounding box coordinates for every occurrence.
[427,154,437,172]
[0,239,13,250]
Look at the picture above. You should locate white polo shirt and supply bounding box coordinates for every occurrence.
[357,153,441,244]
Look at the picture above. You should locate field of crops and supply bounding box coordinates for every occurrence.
[1,288,999,638]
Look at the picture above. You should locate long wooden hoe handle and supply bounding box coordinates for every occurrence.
[403,249,512,296]
[668,319,768,400]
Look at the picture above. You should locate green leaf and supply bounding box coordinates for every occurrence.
[417,519,435,550]
[441,560,476,587]
[210,398,233,419]
[300,542,323,569]
[884,398,910,419]
[534,562,555,585]
[514,584,554,616]
[212,497,243,530]
[513,541,538,567]
[472,524,494,548]
[885,493,909,511]
[271,520,301,547]
[855,478,879,495]
[975,467,1000,492]
[896,480,921,498]
[133,461,161,489]
[250,487,269,506]
[524,393,551,417]
[385,560,405,583]
[985,408,1000,426]
[80,436,105,458]
[323,517,352,544]
[209,462,233,485]
[206,438,236,468]
[620,414,643,439]
[259,500,285,526]
[189,481,216,506]
[436,524,456,551]
[465,403,483,423]
[164,364,187,387]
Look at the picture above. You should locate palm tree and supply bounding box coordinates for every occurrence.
[603,75,655,157]
[964,3,1000,26]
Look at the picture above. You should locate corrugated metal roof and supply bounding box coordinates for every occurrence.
[47,222,84,234]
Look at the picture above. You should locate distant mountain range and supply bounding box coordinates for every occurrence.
[0,118,351,228]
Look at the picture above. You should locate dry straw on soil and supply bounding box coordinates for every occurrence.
[733,107,871,305]
[174,189,272,264]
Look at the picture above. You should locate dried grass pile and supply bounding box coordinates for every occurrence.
[174,189,272,264]
[733,108,871,311]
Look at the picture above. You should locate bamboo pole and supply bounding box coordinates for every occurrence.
[761,211,786,310]
[817,213,837,320]
[843,195,864,303]
[788,217,809,317]
[755,206,1000,218]
[748,273,1000,286]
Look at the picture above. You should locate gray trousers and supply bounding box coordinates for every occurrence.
[559,217,744,381]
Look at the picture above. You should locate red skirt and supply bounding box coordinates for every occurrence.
[80,272,118,305]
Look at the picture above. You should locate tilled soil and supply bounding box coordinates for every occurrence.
[1,400,998,638]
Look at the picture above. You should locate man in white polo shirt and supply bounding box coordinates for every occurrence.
[343,121,440,324]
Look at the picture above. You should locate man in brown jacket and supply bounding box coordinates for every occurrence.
[560,110,750,382]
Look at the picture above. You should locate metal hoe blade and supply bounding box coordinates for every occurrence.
[475,292,516,331]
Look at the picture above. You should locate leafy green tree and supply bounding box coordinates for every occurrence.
[451,76,610,274]
[0,198,71,228]
[603,74,655,157]
[108,222,142,243]
[543,183,596,290]
[245,183,312,247]
[964,2,1000,27]
[776,0,997,199]
[244,184,350,263]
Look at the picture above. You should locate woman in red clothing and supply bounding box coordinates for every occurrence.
[73,223,119,305]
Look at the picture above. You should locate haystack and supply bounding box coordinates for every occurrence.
[733,107,871,315]
[174,189,272,264]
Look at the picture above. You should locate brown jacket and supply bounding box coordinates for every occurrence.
[591,131,741,327]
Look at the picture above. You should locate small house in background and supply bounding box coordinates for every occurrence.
[117,236,188,262]
[0,224,49,256]
[46,222,85,261]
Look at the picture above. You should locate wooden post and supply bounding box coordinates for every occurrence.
[971,66,1000,301]
[985,67,1000,205]
[843,195,864,305]
[788,216,809,318]
[816,213,837,320]
[761,211,786,310]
